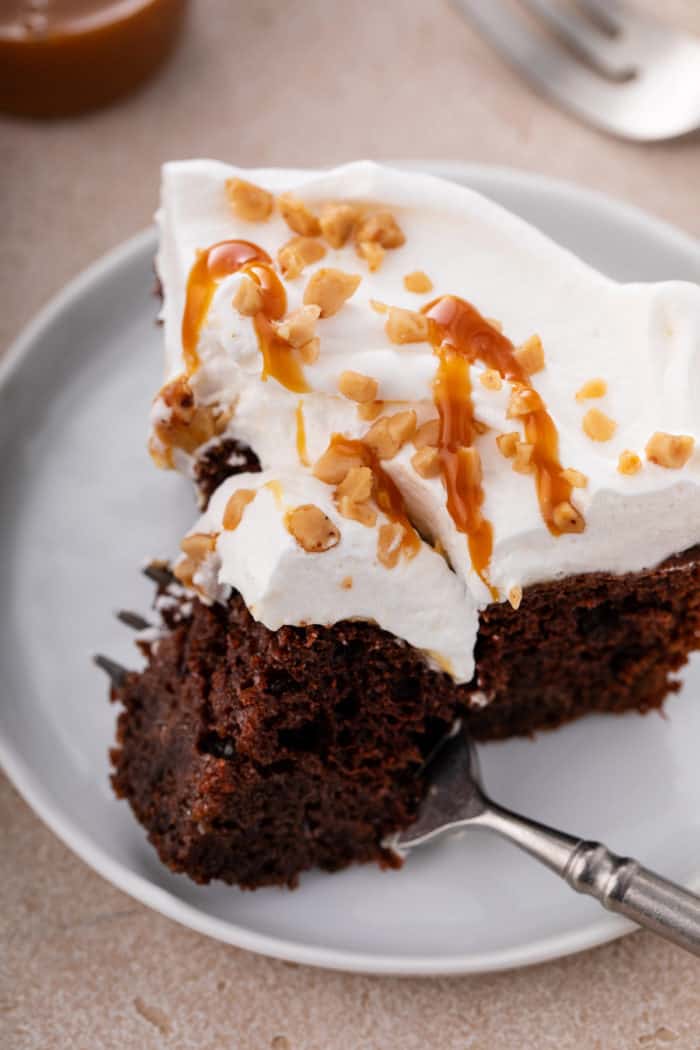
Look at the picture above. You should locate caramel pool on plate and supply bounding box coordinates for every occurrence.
[0,0,187,118]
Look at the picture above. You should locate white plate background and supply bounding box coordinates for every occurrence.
[1,165,699,976]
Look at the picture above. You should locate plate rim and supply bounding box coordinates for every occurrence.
[1,163,698,977]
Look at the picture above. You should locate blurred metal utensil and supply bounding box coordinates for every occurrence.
[451,0,700,141]
[396,727,700,956]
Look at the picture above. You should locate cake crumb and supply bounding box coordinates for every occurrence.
[618,450,642,475]
[582,408,616,442]
[645,432,695,469]
[133,997,173,1036]
[403,270,433,293]
[285,505,340,552]
[225,178,273,222]
[576,378,607,401]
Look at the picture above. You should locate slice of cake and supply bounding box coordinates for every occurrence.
[109,161,700,888]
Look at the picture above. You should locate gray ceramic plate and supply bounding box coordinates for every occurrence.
[1,164,699,976]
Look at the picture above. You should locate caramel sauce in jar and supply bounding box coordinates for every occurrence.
[424,295,579,585]
[0,0,188,118]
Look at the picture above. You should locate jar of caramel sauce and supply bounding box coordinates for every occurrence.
[0,0,188,118]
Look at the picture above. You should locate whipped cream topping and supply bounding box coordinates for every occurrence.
[154,160,700,684]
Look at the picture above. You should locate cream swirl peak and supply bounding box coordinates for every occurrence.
[152,160,700,683]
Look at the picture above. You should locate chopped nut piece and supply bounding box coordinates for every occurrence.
[511,441,534,475]
[225,177,274,222]
[414,418,440,449]
[341,575,353,590]
[180,532,217,559]
[552,501,585,533]
[337,465,374,504]
[508,586,522,611]
[479,368,502,391]
[285,504,340,552]
[173,556,196,588]
[319,202,358,248]
[496,431,519,459]
[576,378,607,401]
[231,275,263,316]
[357,399,384,421]
[514,334,545,375]
[357,240,385,272]
[364,410,417,459]
[385,306,431,345]
[403,270,433,294]
[507,385,543,418]
[336,466,376,526]
[303,268,361,317]
[618,450,642,475]
[377,522,404,568]
[277,193,321,237]
[338,370,378,403]
[277,236,326,279]
[560,468,588,489]
[355,210,405,249]
[645,432,695,469]
[151,375,233,462]
[582,408,617,442]
[298,338,320,364]
[222,488,256,530]
[275,304,321,347]
[411,446,441,478]
[313,444,366,484]
[457,446,482,486]
[370,299,388,314]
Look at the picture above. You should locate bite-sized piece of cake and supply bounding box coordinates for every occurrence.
[111,547,700,887]
[106,160,700,889]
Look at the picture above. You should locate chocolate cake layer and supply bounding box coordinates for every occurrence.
[110,549,700,889]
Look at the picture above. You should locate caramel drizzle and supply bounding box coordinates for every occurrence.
[423,295,580,586]
[182,239,309,393]
[295,400,310,466]
[327,435,421,562]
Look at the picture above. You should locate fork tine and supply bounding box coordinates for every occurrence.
[94,654,129,687]
[143,561,175,587]
[518,0,634,78]
[117,610,151,631]
[574,0,622,36]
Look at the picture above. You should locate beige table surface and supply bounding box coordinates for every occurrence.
[2,2,700,1047]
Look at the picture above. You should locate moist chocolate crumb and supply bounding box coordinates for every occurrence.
[109,548,700,889]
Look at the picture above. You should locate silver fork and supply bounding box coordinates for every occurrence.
[395,727,700,956]
[451,0,700,141]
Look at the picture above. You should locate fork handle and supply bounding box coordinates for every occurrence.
[480,803,700,955]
